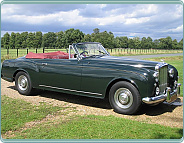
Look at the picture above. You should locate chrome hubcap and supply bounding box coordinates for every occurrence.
[114,88,133,109]
[18,75,28,91]
[119,93,129,104]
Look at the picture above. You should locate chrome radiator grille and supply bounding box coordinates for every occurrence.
[159,65,168,93]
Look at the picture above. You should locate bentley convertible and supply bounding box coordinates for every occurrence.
[1,42,181,114]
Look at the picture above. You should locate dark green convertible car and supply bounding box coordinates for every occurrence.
[1,42,181,114]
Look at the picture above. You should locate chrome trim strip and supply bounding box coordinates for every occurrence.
[39,85,102,96]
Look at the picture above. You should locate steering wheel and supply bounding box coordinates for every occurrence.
[80,51,88,57]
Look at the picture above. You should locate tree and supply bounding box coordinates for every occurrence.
[56,31,64,48]
[62,28,84,49]
[15,33,22,48]
[128,38,135,49]
[146,37,153,49]
[172,39,178,49]
[20,32,28,48]
[35,31,42,48]
[93,28,100,34]
[158,36,173,49]
[82,34,92,42]
[114,37,121,48]
[165,36,172,49]
[179,38,183,49]
[153,39,160,49]
[10,32,16,49]
[3,32,10,49]
[133,37,141,49]
[42,32,57,48]
[26,32,36,48]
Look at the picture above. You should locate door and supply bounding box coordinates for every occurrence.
[35,59,82,91]
[80,58,113,97]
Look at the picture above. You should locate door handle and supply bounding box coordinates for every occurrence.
[42,63,48,66]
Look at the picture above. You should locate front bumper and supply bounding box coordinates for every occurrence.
[142,83,181,104]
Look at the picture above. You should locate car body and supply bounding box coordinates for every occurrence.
[1,42,181,114]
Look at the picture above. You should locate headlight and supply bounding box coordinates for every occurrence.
[155,65,159,71]
[153,72,159,78]
[169,68,174,78]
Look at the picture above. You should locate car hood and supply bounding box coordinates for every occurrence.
[98,56,160,70]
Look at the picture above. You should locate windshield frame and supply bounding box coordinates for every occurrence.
[73,42,110,59]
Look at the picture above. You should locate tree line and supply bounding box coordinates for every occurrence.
[1,28,183,49]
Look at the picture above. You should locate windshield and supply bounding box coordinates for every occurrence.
[75,43,109,58]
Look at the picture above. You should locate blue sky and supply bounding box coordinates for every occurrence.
[1,4,183,41]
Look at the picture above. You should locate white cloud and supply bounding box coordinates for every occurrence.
[166,25,183,32]
[129,4,158,17]
[125,17,150,25]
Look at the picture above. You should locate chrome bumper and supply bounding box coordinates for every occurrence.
[142,83,181,104]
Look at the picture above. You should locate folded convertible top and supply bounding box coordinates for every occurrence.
[25,51,70,59]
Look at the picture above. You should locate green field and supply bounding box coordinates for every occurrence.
[1,48,183,61]
[1,95,182,139]
[1,95,75,134]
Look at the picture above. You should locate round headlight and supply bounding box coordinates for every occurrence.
[153,72,159,78]
[169,68,174,78]
[155,65,159,71]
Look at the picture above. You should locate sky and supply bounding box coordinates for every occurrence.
[1,4,183,41]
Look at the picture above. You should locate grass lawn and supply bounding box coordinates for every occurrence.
[1,95,74,134]
[10,115,183,139]
[144,56,183,97]
[1,95,182,139]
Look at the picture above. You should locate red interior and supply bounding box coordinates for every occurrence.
[25,51,73,59]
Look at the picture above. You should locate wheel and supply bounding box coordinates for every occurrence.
[109,81,141,115]
[15,71,33,95]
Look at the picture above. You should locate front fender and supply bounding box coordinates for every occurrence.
[105,68,155,99]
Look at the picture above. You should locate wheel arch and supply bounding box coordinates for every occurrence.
[13,69,29,81]
[104,78,139,100]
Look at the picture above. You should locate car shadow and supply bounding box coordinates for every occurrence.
[7,86,182,116]
[136,98,182,116]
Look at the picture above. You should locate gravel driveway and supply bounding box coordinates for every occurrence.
[1,79,183,128]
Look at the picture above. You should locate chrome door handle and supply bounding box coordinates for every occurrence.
[42,63,48,66]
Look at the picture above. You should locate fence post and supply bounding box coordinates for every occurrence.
[27,49,29,54]
[43,48,45,53]
[36,48,37,53]
[17,48,19,57]
[7,48,9,55]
